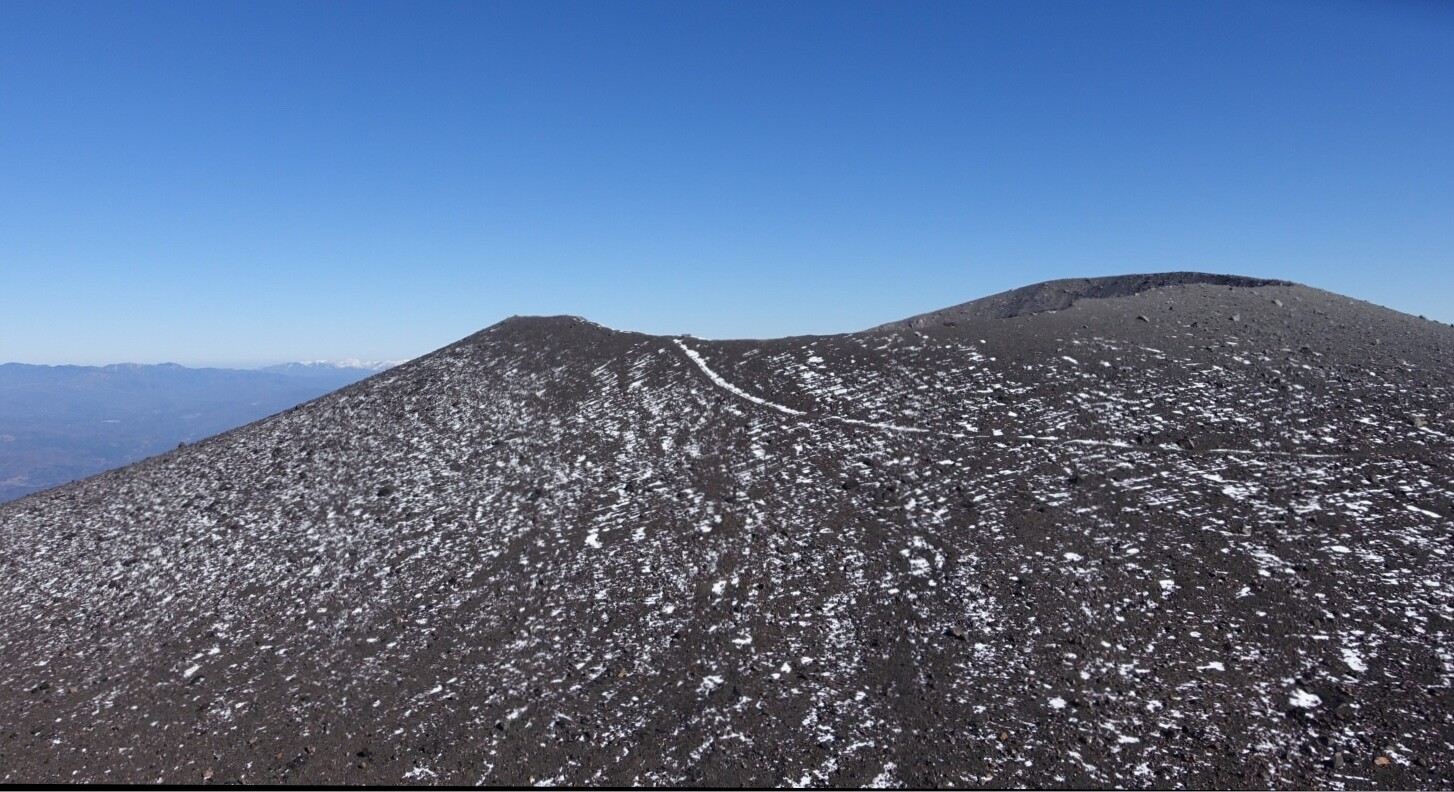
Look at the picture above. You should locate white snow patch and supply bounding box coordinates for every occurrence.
[1342,647,1368,672]
[1221,484,1256,500]
[1289,689,1322,708]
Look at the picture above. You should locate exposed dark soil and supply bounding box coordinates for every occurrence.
[0,275,1450,787]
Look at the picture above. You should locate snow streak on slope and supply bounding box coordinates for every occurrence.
[674,339,805,416]
[680,333,1346,459]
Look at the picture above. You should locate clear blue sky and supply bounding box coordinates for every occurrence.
[2,0,1450,366]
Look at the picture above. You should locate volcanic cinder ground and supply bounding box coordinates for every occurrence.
[1,273,1451,788]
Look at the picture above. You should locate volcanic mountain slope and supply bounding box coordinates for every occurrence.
[872,272,1296,329]
[1,275,1452,788]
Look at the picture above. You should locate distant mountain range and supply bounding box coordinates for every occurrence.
[258,360,406,377]
[1,273,1450,786]
[0,360,400,502]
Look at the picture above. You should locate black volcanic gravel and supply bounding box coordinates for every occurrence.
[1,276,1451,788]
[874,271,1294,328]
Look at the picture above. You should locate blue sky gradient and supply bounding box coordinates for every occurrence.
[2,0,1451,366]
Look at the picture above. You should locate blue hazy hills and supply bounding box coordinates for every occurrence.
[0,361,393,503]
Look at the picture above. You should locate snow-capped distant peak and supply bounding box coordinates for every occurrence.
[261,359,406,374]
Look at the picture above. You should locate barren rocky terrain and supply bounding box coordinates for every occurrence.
[1,274,1450,787]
